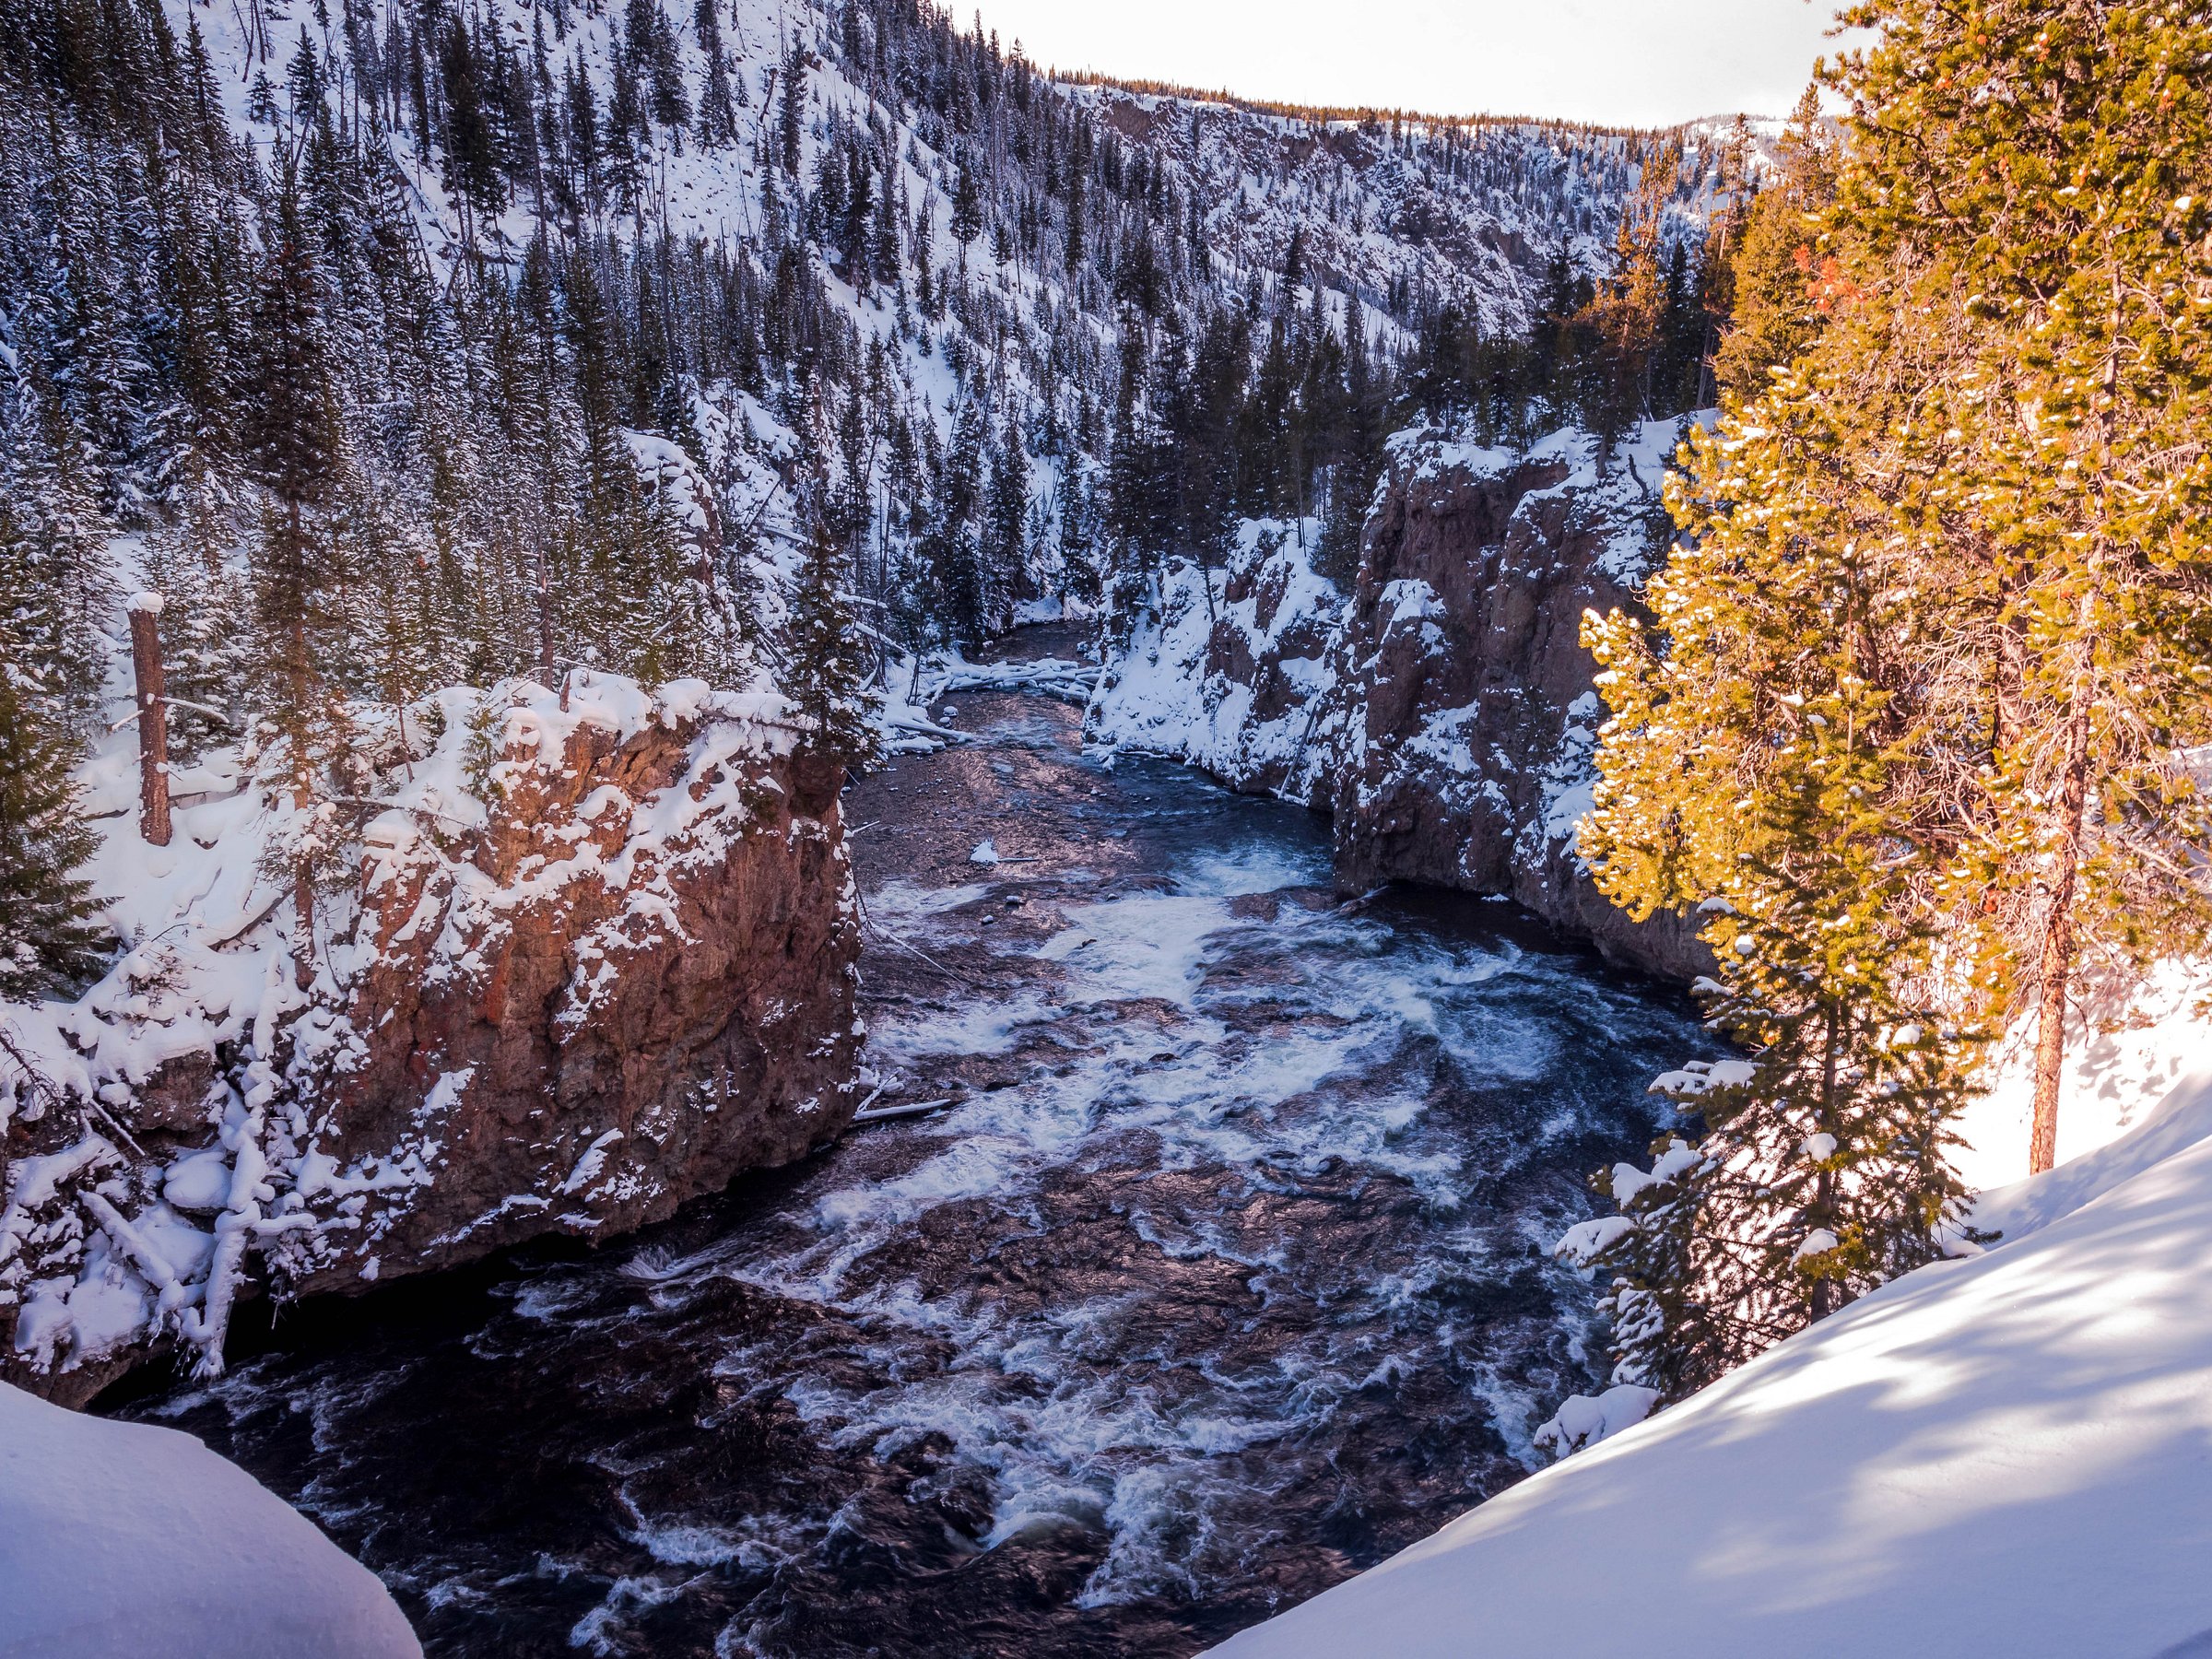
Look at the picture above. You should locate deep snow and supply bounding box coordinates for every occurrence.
[0,1380,418,1658]
[1209,992,2212,1659]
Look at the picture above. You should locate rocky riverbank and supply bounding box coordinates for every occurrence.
[1088,418,1712,982]
[2,676,860,1405]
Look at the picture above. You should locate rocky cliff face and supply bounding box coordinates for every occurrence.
[1,677,859,1405]
[1089,419,1711,981]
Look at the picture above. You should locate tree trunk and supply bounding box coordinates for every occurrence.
[2029,662,2096,1176]
[287,500,317,994]
[292,859,317,993]
[536,558,558,688]
[1810,1000,1841,1323]
[127,594,171,848]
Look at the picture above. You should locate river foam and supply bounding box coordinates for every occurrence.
[122,689,1709,1658]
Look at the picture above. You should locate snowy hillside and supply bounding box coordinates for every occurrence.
[1209,1001,2212,1658]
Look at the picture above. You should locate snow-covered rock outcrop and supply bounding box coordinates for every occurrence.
[1208,1035,2212,1658]
[2,676,860,1404]
[1090,419,1709,978]
[0,1379,419,1657]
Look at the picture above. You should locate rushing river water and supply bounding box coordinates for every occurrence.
[113,667,1709,1658]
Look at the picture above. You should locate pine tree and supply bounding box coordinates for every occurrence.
[243,164,351,988]
[1571,678,1983,1394]
[949,151,984,255]
[1711,86,1837,404]
[984,403,1029,604]
[441,18,506,232]
[0,648,105,1002]
[1576,348,1986,1392]
[1762,0,2212,1175]
[776,37,806,175]
[141,477,250,760]
[784,506,880,772]
[694,0,735,147]
[1573,135,1677,448]
[1845,0,2212,1174]
[2,363,117,726]
[1581,9,2212,1362]
[629,0,688,135]
[930,395,990,645]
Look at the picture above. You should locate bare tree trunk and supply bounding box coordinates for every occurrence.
[288,500,317,994]
[1810,1000,1840,1323]
[128,594,171,848]
[2030,663,2096,1176]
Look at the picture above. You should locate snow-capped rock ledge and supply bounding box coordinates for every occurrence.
[1,674,861,1404]
[0,1380,419,1657]
[1088,419,1710,979]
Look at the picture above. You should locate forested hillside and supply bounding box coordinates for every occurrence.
[0,0,1750,1394]
[0,0,1742,941]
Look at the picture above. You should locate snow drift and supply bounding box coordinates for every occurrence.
[0,1380,418,1658]
[1209,1031,2212,1658]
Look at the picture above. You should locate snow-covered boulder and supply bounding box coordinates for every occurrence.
[1208,1068,2212,1658]
[0,1381,418,1657]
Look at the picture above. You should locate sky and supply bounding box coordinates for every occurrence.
[966,0,1854,129]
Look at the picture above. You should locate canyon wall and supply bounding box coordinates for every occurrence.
[1,677,860,1406]
[1089,419,1710,981]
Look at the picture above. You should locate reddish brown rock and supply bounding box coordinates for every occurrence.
[1,681,860,1404]
[274,693,863,1292]
[1089,423,1711,982]
[1324,430,1711,981]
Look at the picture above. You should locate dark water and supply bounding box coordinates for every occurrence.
[112,683,1707,1658]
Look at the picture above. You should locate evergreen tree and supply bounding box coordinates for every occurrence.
[1838,0,2212,1174]
[0,641,105,1001]
[694,0,736,147]
[141,483,251,759]
[930,395,990,645]
[1573,135,1677,448]
[440,18,506,231]
[784,506,880,772]
[243,165,351,982]
[1576,369,1985,1393]
[1570,0,2212,1392]
[776,37,806,175]
[949,151,984,254]
[983,403,1029,599]
[2,364,116,724]
[1711,87,1838,404]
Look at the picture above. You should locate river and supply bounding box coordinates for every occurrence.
[113,663,1709,1657]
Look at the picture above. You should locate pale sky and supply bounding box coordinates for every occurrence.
[970,0,1853,129]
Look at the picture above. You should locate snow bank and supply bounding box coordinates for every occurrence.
[0,1381,418,1657]
[1210,1039,2212,1659]
[877,648,1096,755]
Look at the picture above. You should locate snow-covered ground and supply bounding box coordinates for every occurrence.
[0,1380,418,1658]
[1210,987,2212,1658]
[1953,960,2212,1193]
